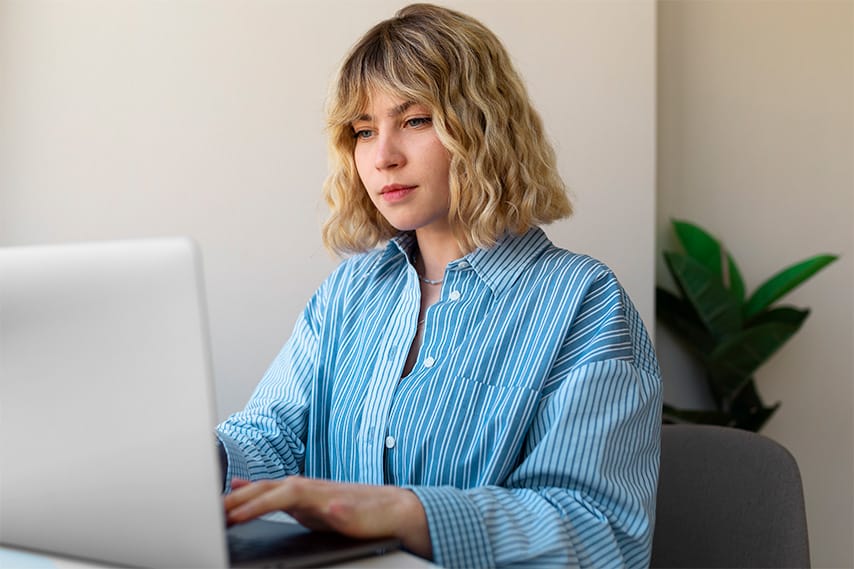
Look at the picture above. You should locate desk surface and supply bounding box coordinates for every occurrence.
[0,545,437,568]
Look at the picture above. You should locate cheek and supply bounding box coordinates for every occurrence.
[427,138,451,172]
[353,150,380,208]
[431,147,452,189]
[353,146,371,184]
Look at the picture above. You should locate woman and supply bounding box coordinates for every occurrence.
[219,4,662,567]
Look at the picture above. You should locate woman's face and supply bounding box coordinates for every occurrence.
[351,90,452,237]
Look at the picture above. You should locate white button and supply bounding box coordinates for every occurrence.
[449,290,461,301]
[457,261,470,269]
[385,436,396,449]
[424,356,436,368]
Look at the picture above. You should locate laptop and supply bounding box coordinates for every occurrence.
[0,238,399,568]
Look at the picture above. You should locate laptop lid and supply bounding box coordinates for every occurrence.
[0,238,228,568]
[0,238,402,569]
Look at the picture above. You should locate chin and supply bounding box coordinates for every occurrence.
[376,208,450,234]
[380,215,421,233]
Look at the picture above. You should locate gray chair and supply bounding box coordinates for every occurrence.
[650,424,810,568]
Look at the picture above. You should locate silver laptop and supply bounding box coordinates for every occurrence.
[0,238,398,568]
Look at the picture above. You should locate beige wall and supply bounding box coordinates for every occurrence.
[657,1,854,567]
[0,0,656,418]
[6,0,849,563]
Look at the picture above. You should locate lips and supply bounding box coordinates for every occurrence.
[380,184,417,203]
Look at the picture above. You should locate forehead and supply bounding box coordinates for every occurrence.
[350,86,430,121]
[359,93,412,115]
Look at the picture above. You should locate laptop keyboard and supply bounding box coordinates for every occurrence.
[227,518,400,568]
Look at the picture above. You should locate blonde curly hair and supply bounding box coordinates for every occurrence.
[321,3,572,255]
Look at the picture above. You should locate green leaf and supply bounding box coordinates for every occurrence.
[671,219,746,303]
[662,383,780,431]
[706,321,801,402]
[746,305,810,329]
[662,403,733,426]
[727,380,780,432]
[672,220,719,269]
[725,257,746,306]
[663,252,742,339]
[744,254,838,318]
[738,404,779,431]
[655,287,716,356]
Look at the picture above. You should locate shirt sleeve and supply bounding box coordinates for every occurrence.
[410,283,662,569]
[215,277,328,492]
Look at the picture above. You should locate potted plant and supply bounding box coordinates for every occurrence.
[656,219,838,431]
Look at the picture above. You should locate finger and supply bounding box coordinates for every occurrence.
[224,479,279,513]
[230,478,251,490]
[226,480,297,524]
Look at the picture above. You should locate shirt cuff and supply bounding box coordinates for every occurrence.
[216,430,253,492]
[409,485,495,569]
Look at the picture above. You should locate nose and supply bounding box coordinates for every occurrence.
[374,132,405,170]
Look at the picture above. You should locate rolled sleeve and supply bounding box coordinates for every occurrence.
[409,485,495,568]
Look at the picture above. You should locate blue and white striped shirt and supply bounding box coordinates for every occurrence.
[217,227,662,568]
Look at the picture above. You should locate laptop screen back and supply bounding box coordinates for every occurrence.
[0,238,228,568]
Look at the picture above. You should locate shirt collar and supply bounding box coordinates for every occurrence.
[461,226,552,296]
[388,231,418,261]
[360,231,416,278]
[371,227,552,297]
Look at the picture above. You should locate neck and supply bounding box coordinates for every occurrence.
[414,228,465,282]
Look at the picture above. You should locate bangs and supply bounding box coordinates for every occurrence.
[328,20,444,129]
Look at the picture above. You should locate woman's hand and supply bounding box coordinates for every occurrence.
[224,476,432,559]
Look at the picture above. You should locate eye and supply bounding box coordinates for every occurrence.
[352,128,374,140]
[405,117,432,128]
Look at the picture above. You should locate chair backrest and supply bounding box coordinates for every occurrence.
[650,424,810,568]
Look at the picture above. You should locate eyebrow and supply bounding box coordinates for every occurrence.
[354,100,417,122]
